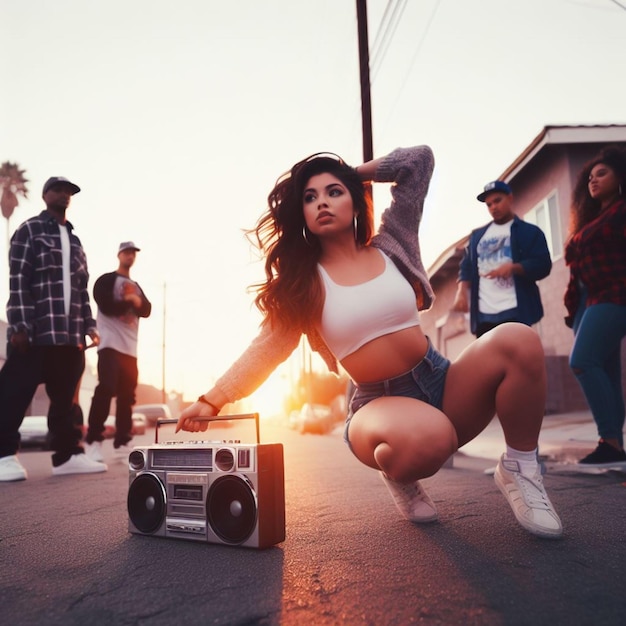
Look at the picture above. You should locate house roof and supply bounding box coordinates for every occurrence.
[427,234,467,282]
[427,123,626,280]
[500,124,626,183]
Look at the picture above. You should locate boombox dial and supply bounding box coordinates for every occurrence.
[129,449,145,471]
[214,447,235,472]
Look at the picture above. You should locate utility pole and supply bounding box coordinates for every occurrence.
[356,0,374,165]
[161,280,166,403]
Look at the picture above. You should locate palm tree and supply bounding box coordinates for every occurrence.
[0,161,29,250]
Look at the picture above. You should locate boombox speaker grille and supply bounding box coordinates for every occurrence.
[207,475,257,544]
[127,473,166,534]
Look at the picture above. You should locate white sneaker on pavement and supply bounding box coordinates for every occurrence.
[494,454,562,539]
[113,443,132,462]
[0,455,28,481]
[380,472,438,523]
[84,441,104,463]
[52,453,108,476]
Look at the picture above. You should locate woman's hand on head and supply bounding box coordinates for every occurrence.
[175,400,217,433]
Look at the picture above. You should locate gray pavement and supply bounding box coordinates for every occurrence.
[2,411,626,625]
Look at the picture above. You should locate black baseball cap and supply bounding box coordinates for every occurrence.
[42,176,81,195]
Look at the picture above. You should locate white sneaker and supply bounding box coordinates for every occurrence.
[113,443,132,462]
[84,441,104,463]
[380,472,438,523]
[0,455,28,481]
[494,455,562,538]
[52,453,108,476]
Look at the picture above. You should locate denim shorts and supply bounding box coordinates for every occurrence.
[344,339,451,450]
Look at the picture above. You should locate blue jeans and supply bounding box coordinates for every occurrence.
[570,294,626,446]
[344,340,451,450]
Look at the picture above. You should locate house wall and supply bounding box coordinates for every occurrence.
[422,139,626,414]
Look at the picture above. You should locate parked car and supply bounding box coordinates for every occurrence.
[18,412,146,450]
[133,403,172,426]
[295,403,335,435]
[287,410,301,430]
[18,415,49,448]
[130,412,147,435]
[80,413,147,438]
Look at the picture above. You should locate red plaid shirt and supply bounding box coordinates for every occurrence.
[564,198,626,326]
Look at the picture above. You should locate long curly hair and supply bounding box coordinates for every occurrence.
[569,145,626,235]
[247,152,374,331]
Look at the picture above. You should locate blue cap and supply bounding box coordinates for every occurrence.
[477,180,512,202]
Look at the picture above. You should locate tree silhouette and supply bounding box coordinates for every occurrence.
[0,161,29,250]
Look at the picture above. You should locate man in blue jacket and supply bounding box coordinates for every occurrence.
[452,180,552,337]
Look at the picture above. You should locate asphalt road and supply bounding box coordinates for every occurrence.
[1,419,625,626]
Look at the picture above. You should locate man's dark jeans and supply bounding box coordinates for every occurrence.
[86,348,138,447]
[0,344,85,465]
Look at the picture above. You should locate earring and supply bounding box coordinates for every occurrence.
[353,215,358,242]
[302,226,313,246]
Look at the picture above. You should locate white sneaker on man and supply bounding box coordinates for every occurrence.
[52,453,108,476]
[494,455,562,538]
[84,441,104,463]
[380,472,438,523]
[0,455,28,481]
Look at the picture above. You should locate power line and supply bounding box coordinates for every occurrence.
[369,0,395,58]
[370,0,410,82]
[378,0,443,141]
[608,0,626,11]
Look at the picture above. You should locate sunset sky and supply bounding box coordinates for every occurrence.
[2,0,625,413]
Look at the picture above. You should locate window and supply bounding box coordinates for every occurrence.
[525,192,563,260]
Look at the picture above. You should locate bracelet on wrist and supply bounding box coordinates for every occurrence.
[197,395,220,413]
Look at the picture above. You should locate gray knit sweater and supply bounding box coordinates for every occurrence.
[214,145,435,403]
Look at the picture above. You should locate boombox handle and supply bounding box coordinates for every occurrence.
[156,413,260,444]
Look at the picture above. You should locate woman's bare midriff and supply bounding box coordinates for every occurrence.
[340,325,429,384]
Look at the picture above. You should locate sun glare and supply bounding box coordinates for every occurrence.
[245,366,294,419]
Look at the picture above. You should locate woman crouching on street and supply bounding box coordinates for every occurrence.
[177,145,562,539]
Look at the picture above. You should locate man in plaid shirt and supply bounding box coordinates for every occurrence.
[0,176,107,480]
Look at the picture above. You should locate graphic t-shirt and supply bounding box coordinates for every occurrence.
[477,220,517,314]
[97,276,141,357]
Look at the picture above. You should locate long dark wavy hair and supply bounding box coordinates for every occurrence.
[247,152,374,331]
[569,146,626,236]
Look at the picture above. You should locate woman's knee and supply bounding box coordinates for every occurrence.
[376,428,456,482]
[351,397,458,482]
[490,323,545,374]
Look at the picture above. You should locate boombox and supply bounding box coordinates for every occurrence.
[127,414,285,549]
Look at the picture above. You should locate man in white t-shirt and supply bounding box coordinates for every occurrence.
[452,180,552,337]
[84,242,152,462]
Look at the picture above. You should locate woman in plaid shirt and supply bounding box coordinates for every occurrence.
[565,147,626,468]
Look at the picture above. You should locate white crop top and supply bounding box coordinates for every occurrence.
[317,250,420,360]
